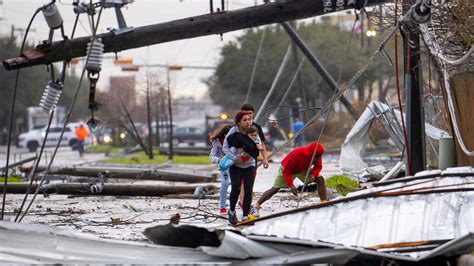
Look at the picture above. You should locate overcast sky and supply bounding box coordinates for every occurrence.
[0,0,259,99]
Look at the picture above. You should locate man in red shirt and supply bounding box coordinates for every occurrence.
[252,142,328,217]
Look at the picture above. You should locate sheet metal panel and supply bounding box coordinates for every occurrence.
[243,175,474,259]
[0,222,230,264]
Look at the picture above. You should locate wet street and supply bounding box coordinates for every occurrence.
[0,145,107,167]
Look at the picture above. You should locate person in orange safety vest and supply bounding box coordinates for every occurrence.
[75,124,89,157]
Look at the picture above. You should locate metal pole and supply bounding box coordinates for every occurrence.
[290,21,308,122]
[254,45,292,123]
[403,31,426,174]
[281,22,359,120]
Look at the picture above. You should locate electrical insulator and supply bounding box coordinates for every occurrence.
[42,4,63,29]
[86,38,104,73]
[411,1,431,24]
[39,81,63,113]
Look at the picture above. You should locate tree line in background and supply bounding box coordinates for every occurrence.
[206,19,403,145]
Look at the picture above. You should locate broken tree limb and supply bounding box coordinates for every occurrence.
[0,183,217,196]
[3,0,390,70]
[19,165,218,183]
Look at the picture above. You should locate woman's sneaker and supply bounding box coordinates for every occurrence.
[242,214,256,224]
[228,210,238,225]
[219,207,227,215]
[249,206,260,218]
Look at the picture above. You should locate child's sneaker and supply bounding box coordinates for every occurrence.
[249,206,260,218]
[228,209,238,225]
[219,207,227,215]
[238,200,243,209]
[320,199,330,204]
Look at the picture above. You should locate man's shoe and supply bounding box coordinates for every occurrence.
[219,207,227,215]
[249,206,260,218]
[228,210,238,225]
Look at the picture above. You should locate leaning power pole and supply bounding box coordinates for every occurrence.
[281,22,359,120]
[402,0,428,175]
[3,0,392,71]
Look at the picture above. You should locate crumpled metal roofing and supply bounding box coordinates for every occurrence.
[242,167,474,259]
[0,222,231,264]
[2,167,473,263]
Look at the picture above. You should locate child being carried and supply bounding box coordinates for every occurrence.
[245,125,265,161]
[218,139,251,171]
[218,125,264,170]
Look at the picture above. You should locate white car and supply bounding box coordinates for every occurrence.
[17,124,82,152]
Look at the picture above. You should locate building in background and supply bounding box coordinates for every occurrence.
[173,94,221,127]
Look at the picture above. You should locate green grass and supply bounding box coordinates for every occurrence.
[102,152,210,165]
[0,177,23,183]
[326,175,359,196]
[85,145,123,155]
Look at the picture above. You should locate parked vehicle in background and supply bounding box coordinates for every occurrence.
[150,122,176,146]
[204,115,233,146]
[26,106,66,131]
[172,126,206,145]
[92,128,113,145]
[17,123,89,152]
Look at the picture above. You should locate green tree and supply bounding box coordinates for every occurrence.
[0,33,90,142]
[206,21,395,115]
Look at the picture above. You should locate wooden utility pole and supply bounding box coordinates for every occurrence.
[3,0,391,71]
[20,165,218,183]
[166,69,174,161]
[445,73,474,166]
[0,183,217,197]
[146,78,154,159]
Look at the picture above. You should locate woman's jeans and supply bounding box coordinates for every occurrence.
[219,169,231,209]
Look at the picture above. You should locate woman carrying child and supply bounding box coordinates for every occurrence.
[223,111,268,225]
[209,125,232,215]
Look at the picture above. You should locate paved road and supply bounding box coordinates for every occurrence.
[0,146,107,168]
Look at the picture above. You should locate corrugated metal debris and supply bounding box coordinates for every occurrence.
[2,167,473,264]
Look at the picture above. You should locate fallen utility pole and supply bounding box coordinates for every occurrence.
[20,165,218,183]
[0,156,37,172]
[0,183,217,197]
[281,22,359,120]
[3,0,390,70]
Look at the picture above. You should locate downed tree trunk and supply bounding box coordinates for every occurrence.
[20,165,218,183]
[0,183,217,197]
